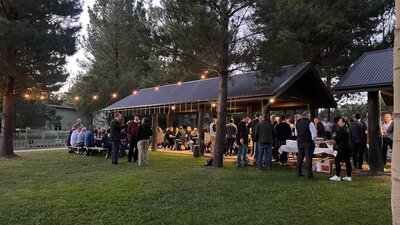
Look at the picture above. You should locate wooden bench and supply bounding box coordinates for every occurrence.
[84,146,110,158]
[68,146,84,154]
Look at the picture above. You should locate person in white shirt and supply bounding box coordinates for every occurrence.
[381,114,394,165]
[209,118,217,155]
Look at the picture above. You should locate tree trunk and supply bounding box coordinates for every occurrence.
[214,73,228,167]
[367,91,384,175]
[0,77,15,157]
[213,11,229,168]
[391,1,400,223]
[151,111,158,151]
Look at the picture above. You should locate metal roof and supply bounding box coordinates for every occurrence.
[104,62,335,110]
[334,48,393,93]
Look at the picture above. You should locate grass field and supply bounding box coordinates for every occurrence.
[0,150,391,225]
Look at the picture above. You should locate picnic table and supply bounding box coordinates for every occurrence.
[278,140,337,157]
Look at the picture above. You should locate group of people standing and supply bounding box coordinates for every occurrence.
[109,113,153,166]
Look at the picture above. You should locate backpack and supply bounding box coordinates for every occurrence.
[204,157,213,166]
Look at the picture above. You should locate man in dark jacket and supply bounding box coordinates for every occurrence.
[236,115,250,168]
[350,113,367,170]
[296,112,317,178]
[136,118,153,166]
[225,118,237,156]
[254,114,274,170]
[110,113,126,165]
[127,115,141,162]
[249,113,261,156]
[275,115,292,165]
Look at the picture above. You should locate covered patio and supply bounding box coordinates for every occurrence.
[104,62,336,150]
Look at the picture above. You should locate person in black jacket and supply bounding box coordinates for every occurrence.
[254,114,274,170]
[314,118,325,138]
[296,112,317,179]
[110,113,126,165]
[236,115,250,168]
[136,118,153,166]
[330,118,352,182]
[275,115,292,165]
[350,113,367,170]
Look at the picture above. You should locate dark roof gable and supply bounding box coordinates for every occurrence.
[334,48,393,93]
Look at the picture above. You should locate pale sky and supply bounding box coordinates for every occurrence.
[62,0,160,93]
[62,0,95,92]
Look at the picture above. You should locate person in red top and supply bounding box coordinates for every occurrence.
[127,115,141,162]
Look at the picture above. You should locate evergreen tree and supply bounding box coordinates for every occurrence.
[0,0,82,157]
[156,0,257,167]
[67,0,163,115]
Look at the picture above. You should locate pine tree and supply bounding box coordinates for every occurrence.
[156,0,257,167]
[67,0,162,114]
[0,0,82,157]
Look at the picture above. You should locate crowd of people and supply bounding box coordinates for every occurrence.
[66,111,394,179]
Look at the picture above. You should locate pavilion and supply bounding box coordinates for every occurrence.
[333,48,393,174]
[104,62,336,150]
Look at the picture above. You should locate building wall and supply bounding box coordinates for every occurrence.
[46,106,90,131]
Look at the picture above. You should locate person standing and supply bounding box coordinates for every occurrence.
[296,112,317,178]
[225,118,237,156]
[350,113,367,170]
[275,115,292,166]
[314,118,325,138]
[254,114,274,170]
[110,113,126,166]
[236,115,250,168]
[136,118,153,166]
[249,113,261,157]
[330,118,352,182]
[381,114,394,165]
[209,118,217,155]
[322,116,333,140]
[293,114,301,139]
[127,115,141,162]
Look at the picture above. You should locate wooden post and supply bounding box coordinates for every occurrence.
[198,105,205,155]
[367,91,384,174]
[166,110,173,128]
[151,111,159,151]
[262,100,270,115]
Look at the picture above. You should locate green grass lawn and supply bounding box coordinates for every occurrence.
[0,150,391,225]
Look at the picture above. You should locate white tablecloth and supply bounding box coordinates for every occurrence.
[278,143,337,157]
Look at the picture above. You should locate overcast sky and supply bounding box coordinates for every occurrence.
[63,0,160,93]
[62,0,96,92]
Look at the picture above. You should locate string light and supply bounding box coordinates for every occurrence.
[177,81,182,85]
[112,93,117,98]
[155,87,159,91]
[201,75,206,79]
[57,96,62,101]
[24,94,30,99]
[93,95,98,100]
[132,90,137,95]
[39,96,46,100]
[171,106,176,110]
[74,96,80,101]
[212,103,216,107]
[269,98,275,103]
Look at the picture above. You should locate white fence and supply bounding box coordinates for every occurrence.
[13,139,66,150]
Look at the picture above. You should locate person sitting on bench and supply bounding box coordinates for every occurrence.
[84,125,96,156]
